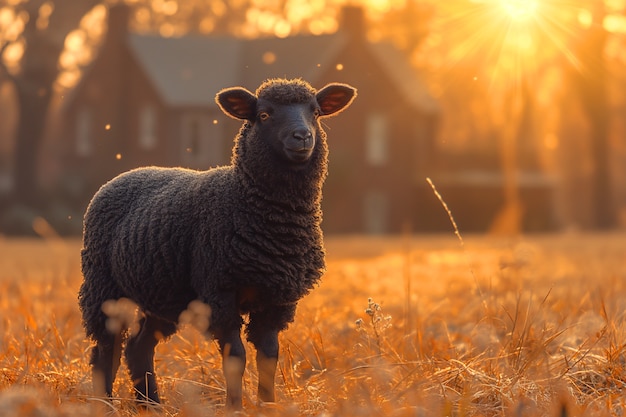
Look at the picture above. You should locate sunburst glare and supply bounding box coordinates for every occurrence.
[425,0,585,92]
[500,0,538,21]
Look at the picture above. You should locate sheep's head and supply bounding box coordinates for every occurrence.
[216,78,356,166]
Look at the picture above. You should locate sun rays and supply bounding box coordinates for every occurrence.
[499,0,539,21]
[425,0,586,92]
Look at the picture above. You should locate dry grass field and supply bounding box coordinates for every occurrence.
[0,232,625,416]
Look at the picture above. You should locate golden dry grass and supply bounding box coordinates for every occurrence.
[0,232,626,416]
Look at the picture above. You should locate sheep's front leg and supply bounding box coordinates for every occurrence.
[253,330,278,402]
[248,304,296,403]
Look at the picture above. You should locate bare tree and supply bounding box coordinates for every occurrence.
[0,0,100,206]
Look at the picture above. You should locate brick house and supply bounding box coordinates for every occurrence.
[60,4,441,234]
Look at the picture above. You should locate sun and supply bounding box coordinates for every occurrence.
[499,0,538,21]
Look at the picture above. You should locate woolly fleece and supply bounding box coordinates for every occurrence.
[78,79,330,343]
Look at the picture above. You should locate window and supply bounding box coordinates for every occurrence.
[76,107,93,157]
[364,191,388,234]
[139,104,157,150]
[181,113,222,167]
[366,112,388,166]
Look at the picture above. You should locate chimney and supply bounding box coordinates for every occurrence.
[105,3,130,45]
[340,6,366,41]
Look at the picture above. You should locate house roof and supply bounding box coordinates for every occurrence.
[128,34,242,107]
[123,30,438,113]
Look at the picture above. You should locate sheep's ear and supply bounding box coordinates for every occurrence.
[316,83,357,117]
[216,87,257,120]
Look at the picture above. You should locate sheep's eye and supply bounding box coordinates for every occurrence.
[313,109,321,118]
[259,112,270,121]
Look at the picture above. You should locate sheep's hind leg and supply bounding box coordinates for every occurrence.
[211,292,246,410]
[124,314,177,406]
[251,330,278,403]
[90,330,123,399]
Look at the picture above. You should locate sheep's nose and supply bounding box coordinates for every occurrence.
[293,130,312,141]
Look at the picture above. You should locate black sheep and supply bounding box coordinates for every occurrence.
[78,78,356,409]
